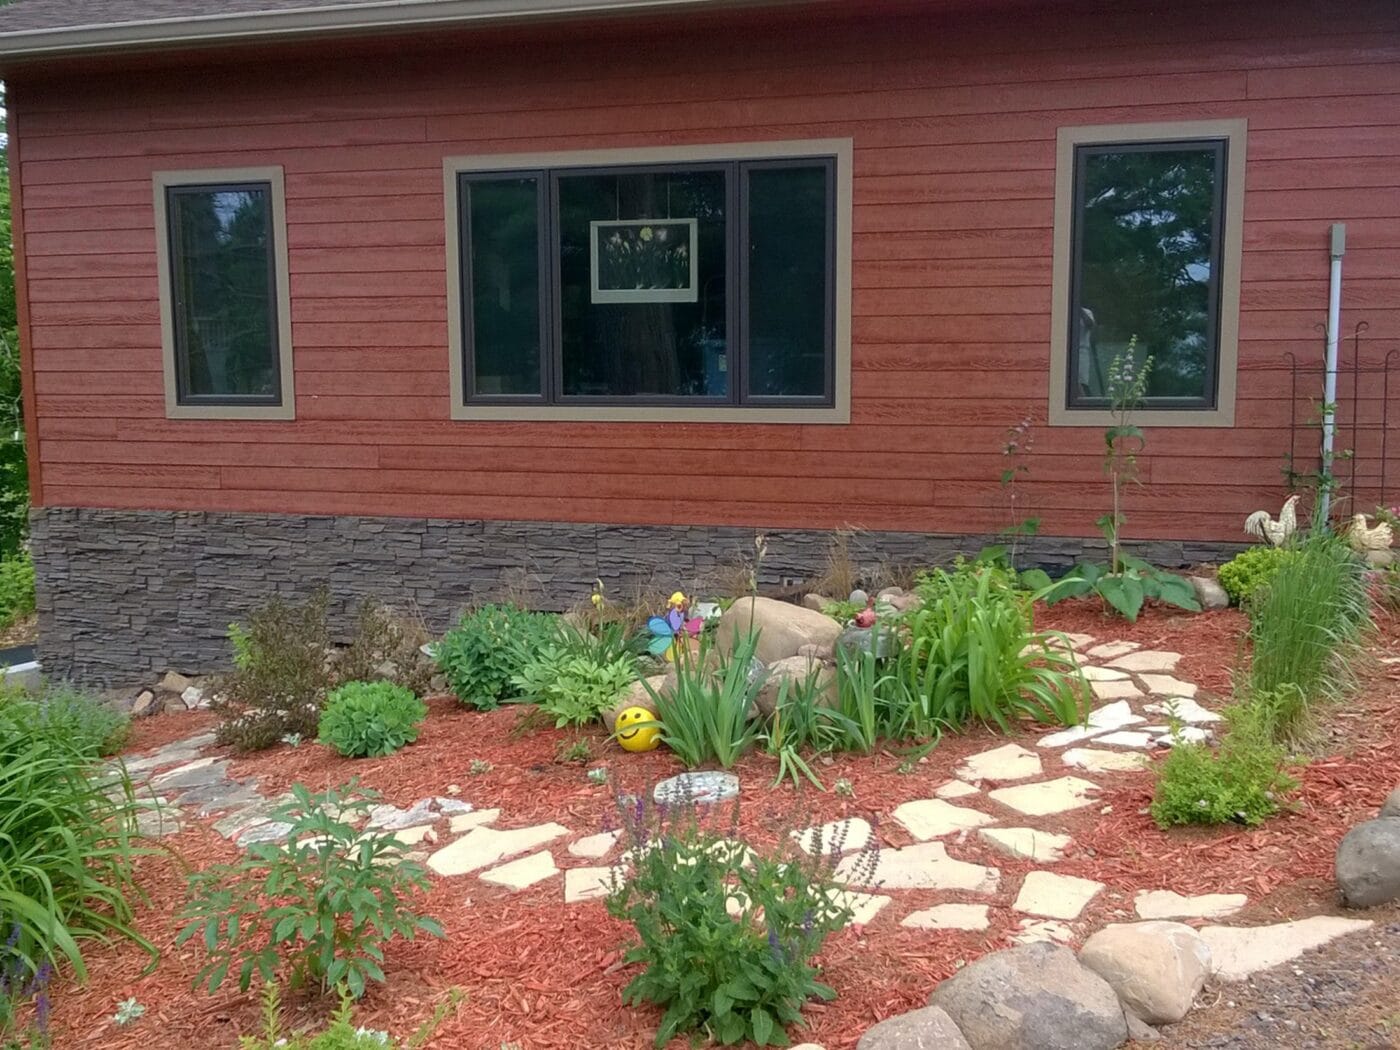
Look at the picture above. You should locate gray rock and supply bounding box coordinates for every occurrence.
[1079,921,1210,1025]
[195,786,266,817]
[928,942,1128,1050]
[837,624,897,660]
[1380,788,1400,820]
[236,821,294,848]
[857,1006,971,1050]
[713,597,841,665]
[130,690,160,718]
[802,593,834,613]
[754,655,836,718]
[876,586,905,600]
[1336,818,1400,908]
[1189,576,1229,610]
[653,771,740,806]
[135,807,182,839]
[849,589,869,606]
[150,760,230,792]
[1124,1013,1160,1042]
[158,671,192,694]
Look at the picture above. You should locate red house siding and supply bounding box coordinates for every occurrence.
[12,0,1400,542]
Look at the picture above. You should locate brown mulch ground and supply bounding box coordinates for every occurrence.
[31,600,1400,1049]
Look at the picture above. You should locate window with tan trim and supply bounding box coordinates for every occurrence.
[153,167,295,420]
[1048,120,1246,428]
[444,140,852,424]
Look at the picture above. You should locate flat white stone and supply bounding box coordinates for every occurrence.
[1201,917,1373,981]
[479,850,559,891]
[826,888,891,926]
[1138,675,1198,698]
[1093,731,1156,749]
[901,903,990,932]
[1152,726,1213,747]
[1091,680,1145,702]
[891,798,996,840]
[236,821,293,848]
[449,808,501,834]
[149,756,215,784]
[1037,701,1144,748]
[1109,650,1183,674]
[1014,870,1104,920]
[564,865,624,903]
[1135,889,1248,921]
[989,776,1099,817]
[790,817,873,855]
[1086,640,1141,660]
[427,822,569,876]
[1011,919,1075,945]
[978,826,1072,863]
[956,742,1042,782]
[1143,697,1221,724]
[391,824,435,847]
[934,780,979,800]
[1079,666,1131,682]
[367,799,441,831]
[1062,748,1150,773]
[836,841,999,894]
[568,830,621,859]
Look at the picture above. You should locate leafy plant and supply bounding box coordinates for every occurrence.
[317,681,427,759]
[998,414,1041,569]
[177,782,443,998]
[819,598,864,624]
[111,997,144,1027]
[468,759,492,776]
[0,551,34,632]
[335,600,434,698]
[510,644,636,728]
[237,981,461,1050]
[1039,555,1201,622]
[20,683,129,757]
[1218,546,1297,606]
[642,631,766,768]
[761,670,857,789]
[434,605,557,710]
[607,797,871,1048]
[216,591,333,751]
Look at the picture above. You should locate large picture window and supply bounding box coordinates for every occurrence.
[449,142,848,420]
[1049,121,1246,428]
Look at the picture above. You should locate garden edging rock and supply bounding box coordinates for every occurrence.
[856,1005,971,1049]
[1079,921,1211,1025]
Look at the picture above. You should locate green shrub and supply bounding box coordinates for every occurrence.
[177,782,443,998]
[0,551,34,632]
[1150,694,1298,828]
[317,682,427,758]
[237,982,460,1050]
[642,632,765,769]
[1217,546,1296,606]
[334,600,435,697]
[11,682,129,758]
[217,591,333,751]
[607,798,871,1048]
[510,644,636,728]
[433,605,556,709]
[761,668,858,788]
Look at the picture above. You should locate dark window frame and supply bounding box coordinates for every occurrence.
[457,156,837,409]
[164,180,284,408]
[1065,138,1228,412]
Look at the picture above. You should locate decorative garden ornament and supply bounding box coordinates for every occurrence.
[1244,494,1301,547]
[614,706,661,752]
[1346,513,1393,554]
[647,593,704,660]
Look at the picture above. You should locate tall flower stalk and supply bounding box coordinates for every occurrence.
[1099,340,1152,574]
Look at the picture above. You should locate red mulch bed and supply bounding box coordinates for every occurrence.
[35,602,1400,1050]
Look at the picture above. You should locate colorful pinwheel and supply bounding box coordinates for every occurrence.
[647,591,704,660]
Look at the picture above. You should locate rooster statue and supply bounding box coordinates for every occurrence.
[1244,494,1301,547]
[1346,514,1394,557]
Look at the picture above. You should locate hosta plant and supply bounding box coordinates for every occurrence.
[510,645,636,728]
[433,605,557,709]
[318,681,427,758]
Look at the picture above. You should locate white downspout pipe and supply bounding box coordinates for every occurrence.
[1320,222,1345,525]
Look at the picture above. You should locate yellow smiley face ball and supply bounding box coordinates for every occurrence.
[615,706,661,752]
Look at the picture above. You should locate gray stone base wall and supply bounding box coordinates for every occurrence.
[30,507,1246,686]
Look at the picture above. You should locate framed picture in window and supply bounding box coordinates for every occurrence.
[589,218,698,303]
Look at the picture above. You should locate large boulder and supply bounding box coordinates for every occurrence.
[1079,921,1211,1025]
[928,942,1128,1050]
[755,655,836,718]
[1380,787,1400,820]
[602,674,668,732]
[714,597,841,666]
[857,1006,971,1050]
[1336,818,1400,908]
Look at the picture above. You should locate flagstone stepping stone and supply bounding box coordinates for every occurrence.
[1079,666,1131,682]
[827,888,892,925]
[213,798,289,839]
[391,825,436,847]
[1200,916,1373,980]
[955,742,1042,782]
[236,821,293,848]
[1014,870,1104,920]
[1093,730,1156,749]
[934,780,979,799]
[564,865,623,903]
[1151,726,1212,747]
[978,827,1072,863]
[892,799,996,840]
[1086,640,1140,660]
[653,770,739,805]
[135,807,183,838]
[449,808,500,834]
[1062,747,1150,773]
[193,785,266,817]
[150,758,228,791]
[1134,889,1247,920]
[568,830,621,859]
[369,798,453,830]
[1010,919,1075,945]
[1144,697,1220,723]
[1139,675,1198,698]
[1058,632,1096,650]
[427,822,569,876]
[837,841,999,893]
[1037,701,1144,748]
[791,817,873,855]
[1090,680,1144,701]
[988,776,1098,817]
[901,903,990,932]
[480,850,559,890]
[1109,650,1182,673]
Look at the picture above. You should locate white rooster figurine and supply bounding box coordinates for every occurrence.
[1346,513,1394,555]
[1244,494,1300,547]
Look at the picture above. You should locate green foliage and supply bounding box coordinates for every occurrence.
[1217,546,1296,606]
[334,600,435,698]
[761,669,857,789]
[555,737,593,764]
[317,682,426,758]
[217,591,333,751]
[1039,556,1201,622]
[0,552,34,631]
[20,682,130,757]
[642,632,765,768]
[434,605,557,709]
[819,599,863,624]
[177,782,443,998]
[510,644,636,728]
[607,798,869,1048]
[1150,694,1298,828]
[0,688,150,985]
[1100,342,1152,575]
[237,981,461,1050]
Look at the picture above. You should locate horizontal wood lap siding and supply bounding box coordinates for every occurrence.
[15,0,1400,542]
